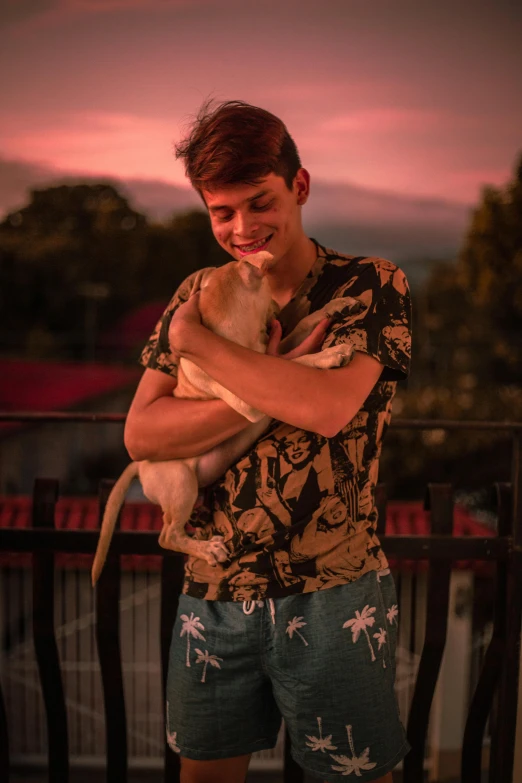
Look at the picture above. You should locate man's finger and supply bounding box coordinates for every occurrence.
[296,319,330,353]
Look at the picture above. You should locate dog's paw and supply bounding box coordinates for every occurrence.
[333,343,355,367]
[202,535,229,566]
[311,343,355,369]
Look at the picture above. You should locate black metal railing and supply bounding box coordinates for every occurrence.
[0,414,521,783]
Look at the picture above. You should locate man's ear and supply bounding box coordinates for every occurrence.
[295,168,311,206]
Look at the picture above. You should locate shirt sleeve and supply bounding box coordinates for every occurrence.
[138,267,214,378]
[324,257,412,381]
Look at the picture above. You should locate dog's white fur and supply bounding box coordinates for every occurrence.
[91,251,359,585]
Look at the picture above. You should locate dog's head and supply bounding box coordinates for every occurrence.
[196,251,278,350]
[236,250,275,286]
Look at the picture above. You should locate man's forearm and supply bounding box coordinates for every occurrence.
[125,396,251,461]
[177,324,335,435]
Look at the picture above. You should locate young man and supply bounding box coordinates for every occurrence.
[125,101,412,783]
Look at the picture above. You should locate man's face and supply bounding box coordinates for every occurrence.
[202,170,309,264]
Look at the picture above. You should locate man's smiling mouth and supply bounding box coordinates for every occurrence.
[234,234,273,254]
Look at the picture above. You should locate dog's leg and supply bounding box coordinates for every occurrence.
[279,296,362,353]
[203,380,266,423]
[140,459,229,566]
[160,508,229,566]
[195,415,271,487]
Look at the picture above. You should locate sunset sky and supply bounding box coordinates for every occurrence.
[2,0,521,205]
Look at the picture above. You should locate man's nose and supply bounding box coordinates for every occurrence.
[234,211,259,238]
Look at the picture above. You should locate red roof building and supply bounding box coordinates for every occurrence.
[1,359,142,495]
[2,359,141,418]
[100,301,166,354]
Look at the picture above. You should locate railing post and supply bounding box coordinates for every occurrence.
[403,483,453,782]
[95,479,127,783]
[489,435,522,783]
[461,483,511,782]
[32,478,69,783]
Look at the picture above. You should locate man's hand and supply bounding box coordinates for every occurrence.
[168,292,202,357]
[266,317,330,360]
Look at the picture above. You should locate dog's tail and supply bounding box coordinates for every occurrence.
[91,462,140,587]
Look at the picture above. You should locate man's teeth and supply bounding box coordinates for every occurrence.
[239,237,269,251]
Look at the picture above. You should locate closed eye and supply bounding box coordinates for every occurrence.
[215,200,274,223]
[252,200,273,211]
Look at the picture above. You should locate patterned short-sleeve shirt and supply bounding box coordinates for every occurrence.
[139,240,412,601]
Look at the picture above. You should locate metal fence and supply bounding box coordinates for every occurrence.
[0,415,521,783]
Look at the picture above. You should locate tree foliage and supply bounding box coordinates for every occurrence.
[2,164,522,500]
[384,154,522,500]
[0,183,228,359]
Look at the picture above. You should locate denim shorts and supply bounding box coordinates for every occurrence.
[166,569,410,782]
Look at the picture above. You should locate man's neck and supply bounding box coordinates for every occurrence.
[266,235,317,309]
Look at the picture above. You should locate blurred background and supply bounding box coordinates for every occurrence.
[1,0,521,508]
[1,0,521,505]
[1,2,522,781]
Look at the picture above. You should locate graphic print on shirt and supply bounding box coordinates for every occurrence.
[140,242,412,601]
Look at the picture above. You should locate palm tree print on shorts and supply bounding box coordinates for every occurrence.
[305,716,337,753]
[386,604,399,625]
[165,701,180,753]
[373,627,387,668]
[180,612,206,667]
[286,616,309,646]
[194,648,223,683]
[330,724,377,776]
[342,604,377,661]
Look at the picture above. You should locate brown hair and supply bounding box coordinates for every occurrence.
[174,99,302,193]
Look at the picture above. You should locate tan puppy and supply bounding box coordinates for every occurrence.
[91,251,360,585]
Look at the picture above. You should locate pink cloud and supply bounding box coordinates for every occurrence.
[320,108,451,134]
[1,110,187,184]
[1,105,512,205]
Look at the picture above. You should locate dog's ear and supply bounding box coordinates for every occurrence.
[190,267,214,294]
[246,250,274,275]
[237,260,263,287]
[237,251,274,287]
